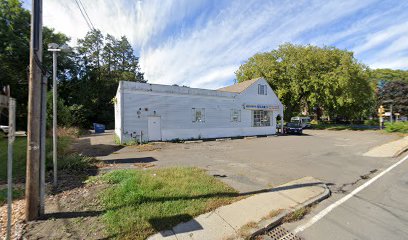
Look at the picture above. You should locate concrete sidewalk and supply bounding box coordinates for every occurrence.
[364,136,408,158]
[148,176,330,240]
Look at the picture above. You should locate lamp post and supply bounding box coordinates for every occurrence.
[47,43,70,187]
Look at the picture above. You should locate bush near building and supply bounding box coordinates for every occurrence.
[384,122,408,133]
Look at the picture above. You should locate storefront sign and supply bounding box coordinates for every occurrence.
[244,104,279,111]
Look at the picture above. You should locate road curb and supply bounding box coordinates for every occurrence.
[394,144,408,158]
[249,183,331,239]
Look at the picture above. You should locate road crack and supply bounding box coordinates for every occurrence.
[331,169,378,194]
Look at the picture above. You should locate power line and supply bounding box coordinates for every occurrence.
[78,0,95,30]
[73,0,95,31]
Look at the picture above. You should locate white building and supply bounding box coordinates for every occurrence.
[114,78,284,143]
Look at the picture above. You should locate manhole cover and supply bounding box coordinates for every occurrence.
[265,226,303,240]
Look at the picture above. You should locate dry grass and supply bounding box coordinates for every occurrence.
[135,143,161,152]
[283,206,311,222]
[238,221,259,238]
[56,126,88,138]
[261,209,284,221]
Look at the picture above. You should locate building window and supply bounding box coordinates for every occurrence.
[192,108,205,122]
[258,84,267,95]
[231,109,241,122]
[253,110,270,127]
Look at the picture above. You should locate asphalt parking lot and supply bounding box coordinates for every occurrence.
[95,130,401,194]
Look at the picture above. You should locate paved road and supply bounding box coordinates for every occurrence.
[94,130,401,193]
[283,153,408,240]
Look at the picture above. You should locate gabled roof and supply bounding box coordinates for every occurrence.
[217,78,261,93]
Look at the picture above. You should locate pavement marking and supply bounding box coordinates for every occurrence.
[293,153,408,234]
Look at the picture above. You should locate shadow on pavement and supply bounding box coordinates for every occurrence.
[148,214,203,235]
[72,137,124,157]
[102,157,158,164]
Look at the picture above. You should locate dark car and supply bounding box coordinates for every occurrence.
[284,122,303,135]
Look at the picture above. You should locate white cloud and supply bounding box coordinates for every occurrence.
[34,0,408,88]
[353,22,408,55]
[140,0,378,87]
[370,56,408,69]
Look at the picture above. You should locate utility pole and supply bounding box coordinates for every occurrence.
[40,74,48,215]
[26,0,43,221]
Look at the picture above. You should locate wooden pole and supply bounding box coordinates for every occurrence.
[39,74,48,215]
[26,0,43,221]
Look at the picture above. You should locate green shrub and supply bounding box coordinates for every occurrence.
[57,153,96,171]
[113,134,121,145]
[0,187,24,205]
[384,122,408,133]
[364,119,378,126]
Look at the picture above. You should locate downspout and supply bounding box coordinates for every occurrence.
[120,82,124,144]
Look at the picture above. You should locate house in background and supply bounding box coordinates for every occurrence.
[114,78,284,143]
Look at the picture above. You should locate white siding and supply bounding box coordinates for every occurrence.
[117,78,283,143]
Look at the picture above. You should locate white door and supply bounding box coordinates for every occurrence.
[148,116,161,141]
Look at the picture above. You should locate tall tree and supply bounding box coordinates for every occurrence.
[370,69,408,83]
[378,81,408,116]
[0,0,30,127]
[235,43,374,121]
[0,0,74,128]
[59,30,145,128]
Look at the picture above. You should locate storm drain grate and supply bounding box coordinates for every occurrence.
[265,226,303,240]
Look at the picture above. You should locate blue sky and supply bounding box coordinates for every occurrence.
[22,0,408,89]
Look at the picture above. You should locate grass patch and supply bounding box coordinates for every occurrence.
[384,122,408,133]
[0,187,24,205]
[0,135,74,183]
[0,136,28,183]
[94,167,239,240]
[311,124,376,131]
[58,153,97,172]
[283,206,311,222]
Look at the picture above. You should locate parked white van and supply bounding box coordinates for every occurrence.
[290,116,311,128]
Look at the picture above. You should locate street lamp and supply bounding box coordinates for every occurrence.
[47,43,70,186]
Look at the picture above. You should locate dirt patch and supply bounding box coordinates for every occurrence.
[0,198,25,239]
[23,182,109,240]
[1,168,108,240]
[1,183,109,240]
[133,143,162,152]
